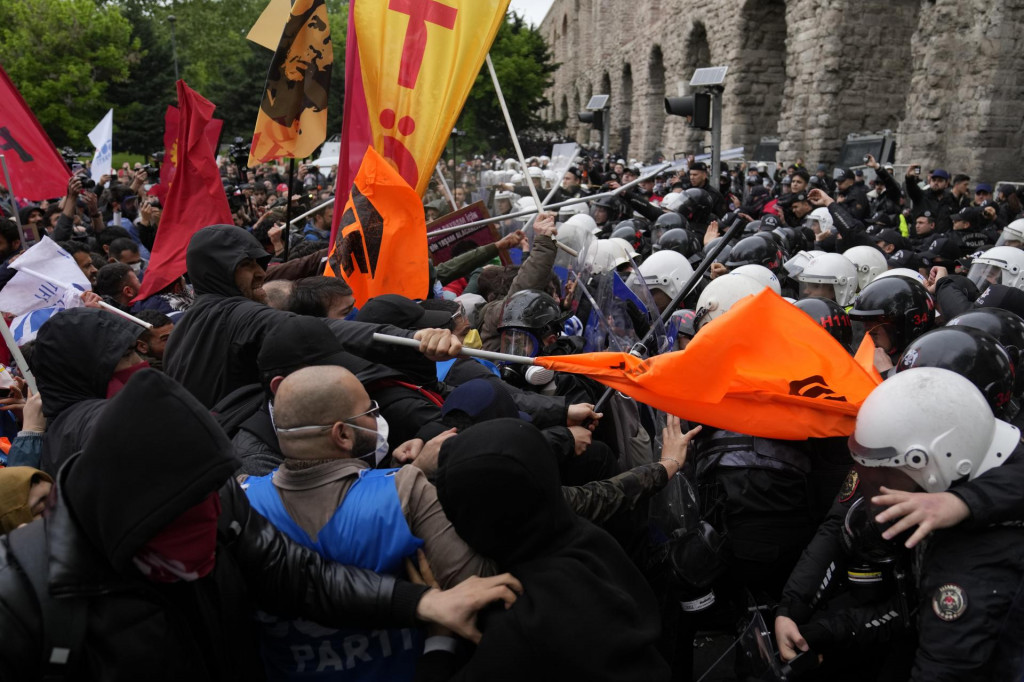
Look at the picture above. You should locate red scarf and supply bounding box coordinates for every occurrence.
[133,491,221,583]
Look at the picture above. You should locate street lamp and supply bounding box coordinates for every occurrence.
[168,15,179,82]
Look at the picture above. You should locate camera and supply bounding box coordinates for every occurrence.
[862,155,870,163]
[139,164,160,181]
[229,137,252,169]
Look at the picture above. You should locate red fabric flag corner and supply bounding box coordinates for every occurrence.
[0,66,71,201]
[135,82,233,302]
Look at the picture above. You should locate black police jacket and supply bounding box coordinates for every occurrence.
[0,476,427,681]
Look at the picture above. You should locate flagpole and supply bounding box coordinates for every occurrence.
[0,155,29,247]
[371,332,535,366]
[14,266,154,330]
[434,164,458,212]
[282,158,296,262]
[0,318,37,393]
[288,196,335,226]
[485,54,543,211]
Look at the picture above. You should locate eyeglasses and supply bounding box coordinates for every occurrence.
[450,302,466,322]
[275,400,380,435]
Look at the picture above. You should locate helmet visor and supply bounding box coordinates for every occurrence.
[996,228,1024,248]
[851,318,896,354]
[967,261,1004,293]
[500,328,539,358]
[799,279,838,302]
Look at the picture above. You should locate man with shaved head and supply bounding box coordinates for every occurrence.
[242,366,490,679]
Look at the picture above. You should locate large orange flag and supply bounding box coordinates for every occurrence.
[331,0,510,241]
[248,0,333,166]
[325,146,428,306]
[536,289,883,440]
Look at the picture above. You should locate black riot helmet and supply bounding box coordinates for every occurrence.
[498,289,567,358]
[590,195,623,226]
[651,211,686,247]
[947,307,1024,396]
[773,227,809,255]
[702,236,733,265]
[794,297,853,350]
[896,326,1017,420]
[656,228,703,258]
[724,234,785,274]
[848,276,935,357]
[841,496,908,565]
[611,221,647,254]
[677,188,714,229]
[742,219,761,238]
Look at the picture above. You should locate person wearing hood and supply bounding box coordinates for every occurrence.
[0,370,522,680]
[163,225,462,408]
[32,307,147,475]
[423,418,698,681]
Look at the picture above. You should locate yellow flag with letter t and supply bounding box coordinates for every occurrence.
[248,0,333,166]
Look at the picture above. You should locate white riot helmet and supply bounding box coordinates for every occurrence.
[805,207,834,234]
[557,201,589,222]
[843,245,889,291]
[849,367,1020,493]
[796,252,858,306]
[660,192,685,212]
[693,273,767,330]
[593,239,638,274]
[729,264,781,296]
[968,245,1024,292]
[875,268,927,286]
[997,219,1024,247]
[783,250,826,278]
[510,172,525,184]
[553,220,593,260]
[527,166,544,179]
[632,250,694,301]
[609,237,640,261]
[565,213,600,236]
[514,196,537,214]
[502,158,518,171]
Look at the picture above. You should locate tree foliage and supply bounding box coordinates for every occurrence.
[454,12,559,156]
[0,0,136,148]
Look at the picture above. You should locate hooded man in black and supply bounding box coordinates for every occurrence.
[164,225,461,408]
[429,419,670,681]
[0,370,521,680]
[33,306,147,475]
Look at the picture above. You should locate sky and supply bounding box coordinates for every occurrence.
[508,0,555,28]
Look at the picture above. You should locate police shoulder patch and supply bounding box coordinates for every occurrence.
[932,583,968,621]
[839,469,859,503]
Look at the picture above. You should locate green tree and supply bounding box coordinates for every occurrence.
[0,0,136,148]
[454,12,558,156]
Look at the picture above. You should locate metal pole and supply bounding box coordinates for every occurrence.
[14,266,154,329]
[710,88,723,182]
[0,319,36,393]
[485,54,544,210]
[282,158,295,261]
[372,332,536,366]
[434,164,458,211]
[0,155,29,247]
[288,196,336,226]
[429,162,672,238]
[601,111,609,160]
[168,15,179,82]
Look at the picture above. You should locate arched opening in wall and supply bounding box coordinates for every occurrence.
[570,87,581,140]
[620,63,633,158]
[732,0,786,156]
[560,94,569,129]
[600,71,614,153]
[679,22,711,158]
[573,0,580,48]
[582,81,595,148]
[644,46,666,162]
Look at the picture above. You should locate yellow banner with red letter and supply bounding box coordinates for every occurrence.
[325,146,429,306]
[330,0,510,240]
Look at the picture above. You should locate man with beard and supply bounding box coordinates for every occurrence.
[164,225,462,409]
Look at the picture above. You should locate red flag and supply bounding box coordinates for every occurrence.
[324,146,429,305]
[135,82,232,301]
[535,289,882,440]
[0,66,71,201]
[161,105,224,189]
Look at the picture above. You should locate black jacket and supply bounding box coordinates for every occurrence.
[164,225,417,408]
[0,370,426,681]
[32,307,145,475]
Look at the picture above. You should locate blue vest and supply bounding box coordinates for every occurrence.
[245,468,425,681]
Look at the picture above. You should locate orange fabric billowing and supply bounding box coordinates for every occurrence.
[536,289,883,440]
[854,333,884,383]
[324,146,428,306]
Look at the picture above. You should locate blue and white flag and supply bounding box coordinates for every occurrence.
[88,109,113,185]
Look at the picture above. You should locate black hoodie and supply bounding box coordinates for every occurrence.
[164,225,419,408]
[0,369,427,680]
[33,306,144,475]
[432,419,670,682]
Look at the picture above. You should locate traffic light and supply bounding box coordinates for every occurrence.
[664,94,712,130]
[578,110,604,131]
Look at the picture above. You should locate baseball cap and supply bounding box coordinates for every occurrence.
[276,183,289,193]
[355,294,455,330]
[875,228,905,247]
[690,161,708,172]
[834,168,854,182]
[975,182,993,194]
[760,214,782,230]
[929,169,950,180]
[777,192,808,206]
[886,249,923,270]
[917,237,962,265]
[951,207,981,227]
[441,379,532,423]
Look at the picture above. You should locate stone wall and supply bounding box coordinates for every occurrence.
[539,0,1024,182]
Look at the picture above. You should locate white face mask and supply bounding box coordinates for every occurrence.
[348,415,390,466]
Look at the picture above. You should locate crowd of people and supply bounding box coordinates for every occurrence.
[0,136,1021,682]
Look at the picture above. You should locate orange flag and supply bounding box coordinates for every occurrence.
[248,0,333,166]
[536,289,883,440]
[324,146,428,306]
[854,334,884,383]
[331,0,510,241]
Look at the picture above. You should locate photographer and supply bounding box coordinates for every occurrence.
[905,164,958,232]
